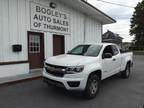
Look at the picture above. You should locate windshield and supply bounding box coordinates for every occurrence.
[67,45,102,57]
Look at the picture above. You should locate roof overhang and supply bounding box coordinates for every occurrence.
[57,0,116,24]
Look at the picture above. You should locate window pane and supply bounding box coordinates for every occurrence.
[29,35,40,53]
[112,45,119,55]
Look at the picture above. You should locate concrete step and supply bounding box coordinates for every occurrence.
[0,69,43,85]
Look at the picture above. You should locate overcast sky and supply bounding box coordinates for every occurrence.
[87,0,142,42]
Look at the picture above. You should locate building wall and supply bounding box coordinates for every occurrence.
[85,16,102,43]
[0,0,28,62]
[0,0,102,78]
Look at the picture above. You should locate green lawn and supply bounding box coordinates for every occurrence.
[133,51,144,55]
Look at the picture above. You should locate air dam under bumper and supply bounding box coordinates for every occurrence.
[43,69,88,90]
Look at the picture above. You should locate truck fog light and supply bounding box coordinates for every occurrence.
[67,81,80,87]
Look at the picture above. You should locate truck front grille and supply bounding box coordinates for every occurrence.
[45,63,67,77]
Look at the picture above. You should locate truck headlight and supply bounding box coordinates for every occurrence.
[66,65,84,73]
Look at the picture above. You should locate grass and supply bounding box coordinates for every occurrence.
[133,51,144,55]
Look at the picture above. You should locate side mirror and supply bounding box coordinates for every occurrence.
[103,53,112,59]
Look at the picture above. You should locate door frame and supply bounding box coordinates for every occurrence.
[27,31,45,69]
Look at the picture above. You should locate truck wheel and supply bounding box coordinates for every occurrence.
[121,63,131,78]
[84,74,100,99]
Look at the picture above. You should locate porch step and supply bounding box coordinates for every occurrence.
[0,69,43,85]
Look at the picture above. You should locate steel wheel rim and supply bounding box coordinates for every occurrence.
[90,79,98,94]
[126,66,130,76]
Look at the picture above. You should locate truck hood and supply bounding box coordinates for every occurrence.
[45,54,98,66]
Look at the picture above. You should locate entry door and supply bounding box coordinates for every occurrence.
[28,32,44,69]
[53,35,65,56]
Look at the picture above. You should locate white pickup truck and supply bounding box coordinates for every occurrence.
[43,43,133,99]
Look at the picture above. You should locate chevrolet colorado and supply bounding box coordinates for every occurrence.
[43,43,133,99]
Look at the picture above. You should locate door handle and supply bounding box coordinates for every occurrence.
[112,58,116,61]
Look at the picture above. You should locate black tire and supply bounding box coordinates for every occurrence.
[84,74,100,99]
[121,63,131,79]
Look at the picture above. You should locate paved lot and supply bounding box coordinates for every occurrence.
[0,55,144,108]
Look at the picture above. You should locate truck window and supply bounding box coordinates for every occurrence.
[103,45,114,56]
[69,45,84,55]
[112,45,119,56]
[68,45,102,57]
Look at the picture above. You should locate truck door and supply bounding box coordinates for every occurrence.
[111,45,121,73]
[102,45,116,77]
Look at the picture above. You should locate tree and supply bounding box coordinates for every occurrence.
[130,0,144,46]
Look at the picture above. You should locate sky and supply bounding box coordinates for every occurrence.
[87,0,142,42]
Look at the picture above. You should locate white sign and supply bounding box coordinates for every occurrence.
[30,2,70,34]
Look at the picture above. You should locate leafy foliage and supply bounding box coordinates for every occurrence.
[130,0,144,46]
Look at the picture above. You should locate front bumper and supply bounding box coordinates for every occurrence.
[43,68,87,90]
